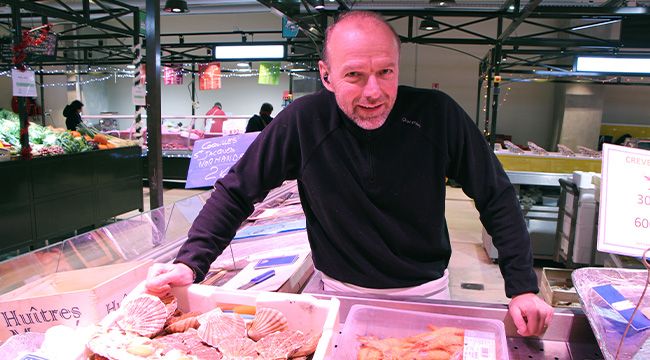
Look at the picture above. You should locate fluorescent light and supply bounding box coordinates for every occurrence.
[575,56,650,74]
[509,5,515,10]
[571,19,620,31]
[126,64,136,69]
[213,44,285,60]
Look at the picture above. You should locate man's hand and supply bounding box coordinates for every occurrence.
[508,292,554,337]
[145,262,194,296]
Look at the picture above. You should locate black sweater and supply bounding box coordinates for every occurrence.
[176,86,538,298]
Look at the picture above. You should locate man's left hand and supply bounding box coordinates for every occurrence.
[508,292,554,337]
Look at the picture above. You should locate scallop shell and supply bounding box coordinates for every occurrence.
[246,307,288,341]
[159,294,178,319]
[87,328,163,359]
[197,312,247,347]
[291,331,322,357]
[255,330,305,359]
[217,336,258,358]
[116,294,167,337]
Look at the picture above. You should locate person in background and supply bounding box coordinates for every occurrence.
[245,103,274,133]
[63,100,84,131]
[205,102,226,134]
[146,11,553,337]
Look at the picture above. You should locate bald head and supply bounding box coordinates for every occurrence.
[322,11,401,65]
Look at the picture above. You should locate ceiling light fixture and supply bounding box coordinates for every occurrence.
[575,56,650,74]
[315,0,325,10]
[571,19,621,31]
[213,44,285,60]
[163,0,189,13]
[419,17,440,31]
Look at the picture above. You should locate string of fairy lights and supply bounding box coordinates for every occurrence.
[0,62,320,88]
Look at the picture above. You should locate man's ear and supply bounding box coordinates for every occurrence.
[318,60,334,91]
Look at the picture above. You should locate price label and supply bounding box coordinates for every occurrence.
[598,144,650,257]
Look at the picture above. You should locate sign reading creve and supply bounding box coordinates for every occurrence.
[598,143,650,257]
[185,133,258,189]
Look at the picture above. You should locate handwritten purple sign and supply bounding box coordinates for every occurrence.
[185,133,258,188]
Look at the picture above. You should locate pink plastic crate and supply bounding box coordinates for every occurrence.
[335,305,509,360]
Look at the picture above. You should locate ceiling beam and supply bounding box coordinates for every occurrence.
[498,0,542,42]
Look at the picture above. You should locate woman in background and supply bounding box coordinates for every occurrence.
[63,100,84,131]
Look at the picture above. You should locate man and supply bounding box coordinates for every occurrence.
[245,103,274,133]
[147,11,552,337]
[205,101,226,134]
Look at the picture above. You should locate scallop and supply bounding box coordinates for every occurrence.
[117,294,167,337]
[292,331,322,358]
[164,315,200,334]
[246,307,289,341]
[197,312,247,347]
[217,336,258,358]
[255,330,305,359]
[159,294,178,319]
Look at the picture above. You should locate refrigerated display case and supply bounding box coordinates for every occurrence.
[482,171,571,261]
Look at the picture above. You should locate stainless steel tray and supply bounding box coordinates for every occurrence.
[304,271,602,359]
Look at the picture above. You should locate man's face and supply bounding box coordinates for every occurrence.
[319,20,399,130]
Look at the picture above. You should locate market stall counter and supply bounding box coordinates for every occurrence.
[0,146,143,254]
[303,271,604,359]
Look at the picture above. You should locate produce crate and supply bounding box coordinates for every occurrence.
[0,260,151,340]
[540,267,580,308]
[335,304,508,360]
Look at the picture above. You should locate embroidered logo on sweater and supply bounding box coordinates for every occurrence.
[401,117,421,128]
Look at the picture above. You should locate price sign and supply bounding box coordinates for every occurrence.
[185,132,258,189]
[598,143,650,257]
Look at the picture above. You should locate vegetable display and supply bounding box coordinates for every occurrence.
[0,111,137,158]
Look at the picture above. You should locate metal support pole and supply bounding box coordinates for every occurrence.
[146,0,163,210]
[191,63,196,116]
[483,53,493,137]
[39,67,45,126]
[489,46,502,149]
[475,61,484,127]
[11,2,30,160]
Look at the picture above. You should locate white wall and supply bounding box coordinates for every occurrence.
[602,85,650,125]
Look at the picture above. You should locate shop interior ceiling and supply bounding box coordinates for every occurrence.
[0,0,649,79]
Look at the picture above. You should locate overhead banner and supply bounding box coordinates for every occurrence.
[163,65,183,85]
[258,62,280,85]
[199,62,222,90]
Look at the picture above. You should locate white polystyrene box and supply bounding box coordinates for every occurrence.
[0,260,152,341]
[101,282,340,360]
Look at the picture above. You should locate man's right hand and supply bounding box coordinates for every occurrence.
[145,262,194,296]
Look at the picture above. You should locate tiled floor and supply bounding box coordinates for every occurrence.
[133,186,543,304]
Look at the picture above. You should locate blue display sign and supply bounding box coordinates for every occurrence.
[185,133,258,189]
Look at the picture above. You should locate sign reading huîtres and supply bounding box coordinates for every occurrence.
[185,132,258,189]
[0,260,151,340]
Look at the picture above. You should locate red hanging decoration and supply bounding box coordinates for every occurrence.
[12,24,51,159]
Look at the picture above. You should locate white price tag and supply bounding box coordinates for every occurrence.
[463,330,497,360]
[598,144,650,257]
[12,69,37,97]
[463,330,496,360]
[132,85,146,106]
